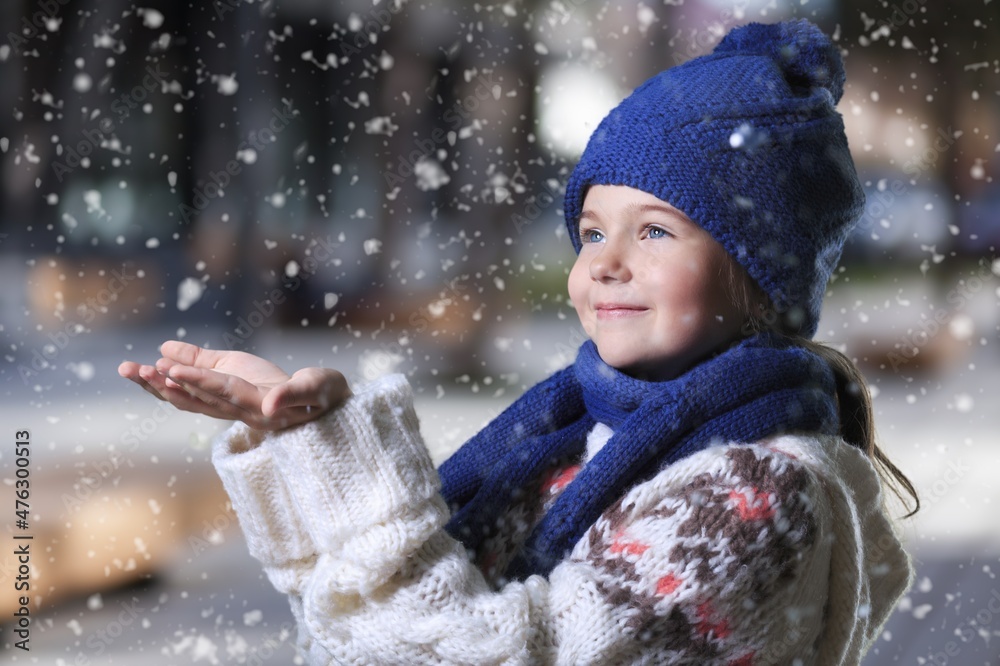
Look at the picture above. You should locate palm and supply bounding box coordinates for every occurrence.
[204,349,292,390]
[118,341,350,431]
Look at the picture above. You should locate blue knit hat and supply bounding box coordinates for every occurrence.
[563,19,865,338]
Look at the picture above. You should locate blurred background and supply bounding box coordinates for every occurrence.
[0,0,998,663]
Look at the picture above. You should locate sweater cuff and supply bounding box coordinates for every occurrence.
[265,374,444,557]
[212,424,318,567]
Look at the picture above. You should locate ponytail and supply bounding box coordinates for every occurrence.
[723,259,920,518]
[794,337,920,518]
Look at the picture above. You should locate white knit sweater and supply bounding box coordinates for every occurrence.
[211,373,914,665]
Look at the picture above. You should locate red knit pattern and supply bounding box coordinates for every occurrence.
[695,601,731,640]
[656,573,682,596]
[609,537,649,557]
[729,487,775,521]
[541,464,581,495]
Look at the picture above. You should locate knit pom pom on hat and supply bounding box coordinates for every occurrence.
[713,18,846,103]
[563,19,865,339]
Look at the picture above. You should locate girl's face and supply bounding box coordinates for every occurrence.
[568,185,748,381]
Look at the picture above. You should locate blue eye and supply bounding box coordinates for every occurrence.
[647,226,669,239]
[581,229,604,243]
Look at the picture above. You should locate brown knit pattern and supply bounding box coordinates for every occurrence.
[480,443,820,664]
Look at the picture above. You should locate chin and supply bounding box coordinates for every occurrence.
[601,353,659,378]
[618,350,694,382]
[620,363,665,381]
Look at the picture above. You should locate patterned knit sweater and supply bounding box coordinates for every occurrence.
[211,373,914,665]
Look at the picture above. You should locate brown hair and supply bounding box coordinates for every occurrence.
[723,260,920,519]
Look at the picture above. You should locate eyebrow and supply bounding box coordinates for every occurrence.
[579,202,692,225]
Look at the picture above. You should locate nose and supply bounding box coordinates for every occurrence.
[588,237,631,283]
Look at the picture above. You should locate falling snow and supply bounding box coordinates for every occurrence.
[2,1,998,662]
[177,277,205,311]
[414,158,450,191]
[216,74,238,95]
[141,8,165,29]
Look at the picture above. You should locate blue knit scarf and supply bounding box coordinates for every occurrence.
[438,331,841,579]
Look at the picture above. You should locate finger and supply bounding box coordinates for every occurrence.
[159,340,231,370]
[163,374,254,422]
[165,364,264,415]
[153,357,176,373]
[119,362,169,401]
[118,361,148,385]
[122,359,252,422]
[127,364,231,419]
[118,360,138,378]
[262,368,351,417]
[153,358,185,389]
[138,364,176,397]
[163,364,312,430]
[137,365,221,412]
[160,340,280,375]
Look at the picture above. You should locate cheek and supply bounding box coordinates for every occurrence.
[650,261,720,322]
[690,276,730,320]
[647,260,702,304]
[567,261,587,305]
[567,262,595,333]
[685,261,741,325]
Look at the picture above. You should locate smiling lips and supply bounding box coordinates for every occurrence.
[594,303,649,320]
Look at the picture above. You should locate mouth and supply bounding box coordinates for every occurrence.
[594,303,649,320]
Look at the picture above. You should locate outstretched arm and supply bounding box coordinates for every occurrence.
[118,340,351,430]
[214,374,845,665]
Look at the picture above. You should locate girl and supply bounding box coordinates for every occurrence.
[120,19,917,664]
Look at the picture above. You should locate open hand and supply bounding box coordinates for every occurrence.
[118,341,351,431]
